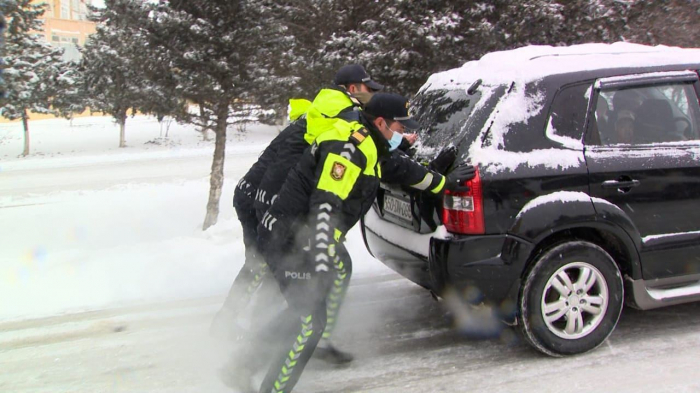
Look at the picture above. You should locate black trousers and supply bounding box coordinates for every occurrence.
[250,242,352,393]
[219,191,271,316]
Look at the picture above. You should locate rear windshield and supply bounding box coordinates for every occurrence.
[412,87,484,155]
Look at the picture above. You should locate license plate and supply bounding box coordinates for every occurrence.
[384,194,413,222]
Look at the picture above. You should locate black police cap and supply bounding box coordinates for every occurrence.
[364,93,420,130]
[333,64,384,92]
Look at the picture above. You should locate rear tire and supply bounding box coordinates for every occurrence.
[518,241,623,356]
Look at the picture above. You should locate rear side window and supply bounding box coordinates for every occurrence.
[592,82,700,145]
[546,82,592,145]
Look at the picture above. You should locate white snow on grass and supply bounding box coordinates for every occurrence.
[0,115,270,164]
[0,115,392,322]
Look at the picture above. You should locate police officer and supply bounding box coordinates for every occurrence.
[223,93,475,393]
[210,98,311,339]
[210,64,383,341]
[254,64,384,219]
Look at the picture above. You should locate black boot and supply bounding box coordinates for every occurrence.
[314,343,354,364]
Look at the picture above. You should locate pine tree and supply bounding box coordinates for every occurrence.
[0,13,5,94]
[80,0,153,148]
[0,0,74,156]
[128,26,185,138]
[318,0,464,95]
[51,59,85,119]
[268,0,386,98]
[626,0,700,47]
[142,1,291,230]
[289,0,628,96]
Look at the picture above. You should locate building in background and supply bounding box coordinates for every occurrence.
[0,1,99,123]
[32,0,97,61]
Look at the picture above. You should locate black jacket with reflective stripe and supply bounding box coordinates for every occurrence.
[258,123,385,267]
[252,119,309,219]
[382,149,445,193]
[257,119,445,269]
[233,119,306,206]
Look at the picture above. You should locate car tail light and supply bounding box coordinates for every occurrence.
[442,167,484,235]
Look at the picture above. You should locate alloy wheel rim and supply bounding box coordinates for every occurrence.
[540,262,609,340]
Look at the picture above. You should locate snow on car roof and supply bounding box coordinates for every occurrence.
[424,42,700,90]
[421,43,700,175]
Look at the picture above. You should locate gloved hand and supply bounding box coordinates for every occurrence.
[403,133,418,146]
[429,146,457,174]
[444,163,476,192]
[398,137,412,152]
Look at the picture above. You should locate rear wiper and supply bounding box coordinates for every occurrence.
[467,79,482,95]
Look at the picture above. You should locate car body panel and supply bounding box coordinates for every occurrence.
[586,145,700,279]
[363,44,700,312]
[430,234,532,303]
[586,74,700,280]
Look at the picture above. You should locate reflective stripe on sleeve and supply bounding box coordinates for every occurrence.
[430,175,446,194]
[411,173,434,191]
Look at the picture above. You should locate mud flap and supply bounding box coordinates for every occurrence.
[428,237,448,294]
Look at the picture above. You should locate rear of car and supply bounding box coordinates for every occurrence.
[363,43,700,356]
[364,82,506,289]
[365,60,591,303]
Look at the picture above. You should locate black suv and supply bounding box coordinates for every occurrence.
[362,43,700,356]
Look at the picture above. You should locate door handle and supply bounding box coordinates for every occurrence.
[601,179,640,189]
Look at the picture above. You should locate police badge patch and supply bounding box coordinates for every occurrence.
[331,162,346,180]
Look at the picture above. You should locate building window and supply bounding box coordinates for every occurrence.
[60,0,70,19]
[71,0,81,19]
[45,3,54,18]
[49,34,83,61]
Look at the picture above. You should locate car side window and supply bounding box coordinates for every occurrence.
[546,82,592,144]
[593,83,700,145]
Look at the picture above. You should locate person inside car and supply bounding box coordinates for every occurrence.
[596,96,612,142]
[634,98,683,143]
[614,109,635,144]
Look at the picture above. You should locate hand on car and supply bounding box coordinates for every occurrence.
[403,133,418,146]
[445,163,476,192]
[429,145,457,174]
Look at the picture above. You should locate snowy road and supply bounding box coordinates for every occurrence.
[0,149,261,197]
[2,117,700,392]
[2,273,700,393]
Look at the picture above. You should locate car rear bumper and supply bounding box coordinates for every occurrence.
[364,209,534,303]
[430,234,533,306]
[364,224,432,289]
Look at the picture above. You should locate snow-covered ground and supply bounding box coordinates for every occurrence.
[0,115,391,322]
[3,115,700,393]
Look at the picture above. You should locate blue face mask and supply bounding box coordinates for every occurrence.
[388,130,403,151]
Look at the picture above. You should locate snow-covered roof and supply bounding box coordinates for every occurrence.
[424,43,700,90]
